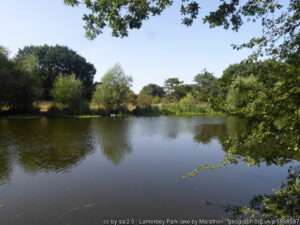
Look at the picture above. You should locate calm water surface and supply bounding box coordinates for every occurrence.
[0,117,298,225]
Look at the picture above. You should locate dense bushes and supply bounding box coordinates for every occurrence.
[160,94,212,115]
[0,48,41,113]
[213,59,300,152]
[225,75,268,115]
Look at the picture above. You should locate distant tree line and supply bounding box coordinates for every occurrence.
[0,44,218,115]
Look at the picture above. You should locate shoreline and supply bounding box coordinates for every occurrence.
[0,112,224,119]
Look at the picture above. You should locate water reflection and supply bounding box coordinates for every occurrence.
[0,118,95,182]
[1,117,299,180]
[92,118,132,165]
[163,117,181,139]
[0,145,12,185]
[189,117,300,220]
[193,123,226,144]
[0,120,17,184]
[230,165,300,220]
[194,117,300,165]
[0,116,299,223]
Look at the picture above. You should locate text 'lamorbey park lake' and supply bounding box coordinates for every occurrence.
[0,117,298,225]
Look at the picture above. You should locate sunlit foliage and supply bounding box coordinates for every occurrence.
[92,64,132,113]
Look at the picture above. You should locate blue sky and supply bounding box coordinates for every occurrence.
[1,0,262,92]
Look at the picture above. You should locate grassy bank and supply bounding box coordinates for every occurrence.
[1,101,222,118]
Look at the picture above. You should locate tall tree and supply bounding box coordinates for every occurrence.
[92,64,132,112]
[194,70,216,89]
[164,77,186,101]
[193,69,216,101]
[52,74,83,110]
[15,45,96,99]
[164,78,183,95]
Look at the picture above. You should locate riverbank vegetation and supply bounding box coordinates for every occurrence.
[1,44,299,157]
[1,45,299,120]
[0,44,219,116]
[2,46,299,147]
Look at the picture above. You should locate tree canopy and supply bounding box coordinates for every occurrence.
[0,48,41,112]
[164,78,183,94]
[215,59,300,152]
[164,77,189,101]
[16,45,96,99]
[64,0,299,58]
[194,70,216,88]
[140,83,165,97]
[92,64,132,112]
[193,70,216,101]
[52,74,83,108]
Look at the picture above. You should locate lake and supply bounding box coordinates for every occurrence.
[0,116,299,225]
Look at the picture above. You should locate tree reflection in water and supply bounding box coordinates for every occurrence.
[190,117,300,222]
[0,119,13,184]
[229,166,300,222]
[0,117,299,221]
[92,118,132,165]
[0,118,95,182]
[188,117,300,177]
[0,146,12,185]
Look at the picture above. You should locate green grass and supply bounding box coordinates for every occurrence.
[65,115,102,118]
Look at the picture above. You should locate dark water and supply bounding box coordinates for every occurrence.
[0,117,299,225]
